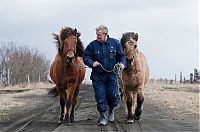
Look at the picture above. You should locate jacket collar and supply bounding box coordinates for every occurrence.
[96,35,110,45]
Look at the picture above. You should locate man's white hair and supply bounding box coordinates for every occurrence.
[95,25,108,34]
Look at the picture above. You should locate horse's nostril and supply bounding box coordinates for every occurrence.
[126,54,133,60]
[127,59,132,62]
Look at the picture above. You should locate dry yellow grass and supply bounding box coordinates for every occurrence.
[0,83,54,118]
[145,82,199,120]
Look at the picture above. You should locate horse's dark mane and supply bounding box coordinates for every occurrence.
[120,32,138,47]
[76,36,85,57]
[53,27,84,57]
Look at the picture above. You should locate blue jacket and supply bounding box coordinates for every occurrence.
[83,36,126,80]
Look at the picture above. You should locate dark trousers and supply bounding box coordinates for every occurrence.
[92,73,120,113]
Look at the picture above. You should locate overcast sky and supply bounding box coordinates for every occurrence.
[0,0,199,80]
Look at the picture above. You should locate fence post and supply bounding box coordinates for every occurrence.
[39,74,41,83]
[0,67,2,82]
[175,74,176,82]
[194,68,197,82]
[190,73,193,83]
[180,71,182,83]
[27,74,30,85]
[7,68,10,85]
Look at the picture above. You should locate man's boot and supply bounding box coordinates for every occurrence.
[98,112,107,126]
[108,107,115,122]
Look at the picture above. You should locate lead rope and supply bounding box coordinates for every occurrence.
[99,63,125,101]
[99,63,123,76]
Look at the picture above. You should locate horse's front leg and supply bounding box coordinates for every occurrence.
[59,96,65,123]
[70,85,80,123]
[65,82,76,124]
[134,85,144,120]
[57,86,66,124]
[126,90,136,123]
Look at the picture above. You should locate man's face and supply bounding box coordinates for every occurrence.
[96,31,107,42]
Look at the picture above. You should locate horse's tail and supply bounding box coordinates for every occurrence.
[48,86,59,97]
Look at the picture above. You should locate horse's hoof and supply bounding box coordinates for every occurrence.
[133,114,141,120]
[63,117,71,125]
[126,114,134,120]
[64,122,71,125]
[70,120,74,123]
[70,116,74,123]
[126,119,134,124]
[58,120,63,124]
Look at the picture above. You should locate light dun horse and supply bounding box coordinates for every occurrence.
[50,27,86,124]
[120,32,149,123]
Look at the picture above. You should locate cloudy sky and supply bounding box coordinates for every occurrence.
[0,0,199,80]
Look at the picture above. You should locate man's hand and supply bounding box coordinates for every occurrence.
[119,63,125,69]
[93,61,100,67]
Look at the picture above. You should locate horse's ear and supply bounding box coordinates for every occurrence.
[73,28,77,35]
[135,33,138,42]
[77,32,81,37]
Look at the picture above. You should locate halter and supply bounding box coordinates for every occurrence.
[65,49,76,56]
[124,39,138,66]
[125,51,136,66]
[62,34,77,63]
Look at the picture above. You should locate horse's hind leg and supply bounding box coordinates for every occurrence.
[134,85,144,120]
[70,86,80,123]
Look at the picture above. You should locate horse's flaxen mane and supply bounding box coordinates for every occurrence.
[53,27,84,57]
[120,32,138,47]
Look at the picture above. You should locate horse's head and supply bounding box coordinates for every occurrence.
[120,32,139,65]
[53,27,80,62]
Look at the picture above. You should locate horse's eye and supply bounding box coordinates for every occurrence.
[128,40,132,44]
[134,45,137,48]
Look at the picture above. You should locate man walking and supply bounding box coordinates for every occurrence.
[83,25,126,125]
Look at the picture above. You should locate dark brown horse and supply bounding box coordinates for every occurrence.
[120,32,149,123]
[50,27,86,124]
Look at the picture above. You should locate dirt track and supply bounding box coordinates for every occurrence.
[0,83,199,132]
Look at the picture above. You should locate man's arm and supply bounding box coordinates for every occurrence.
[83,43,95,68]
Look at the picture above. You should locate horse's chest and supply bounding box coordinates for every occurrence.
[64,68,78,82]
[123,71,143,85]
